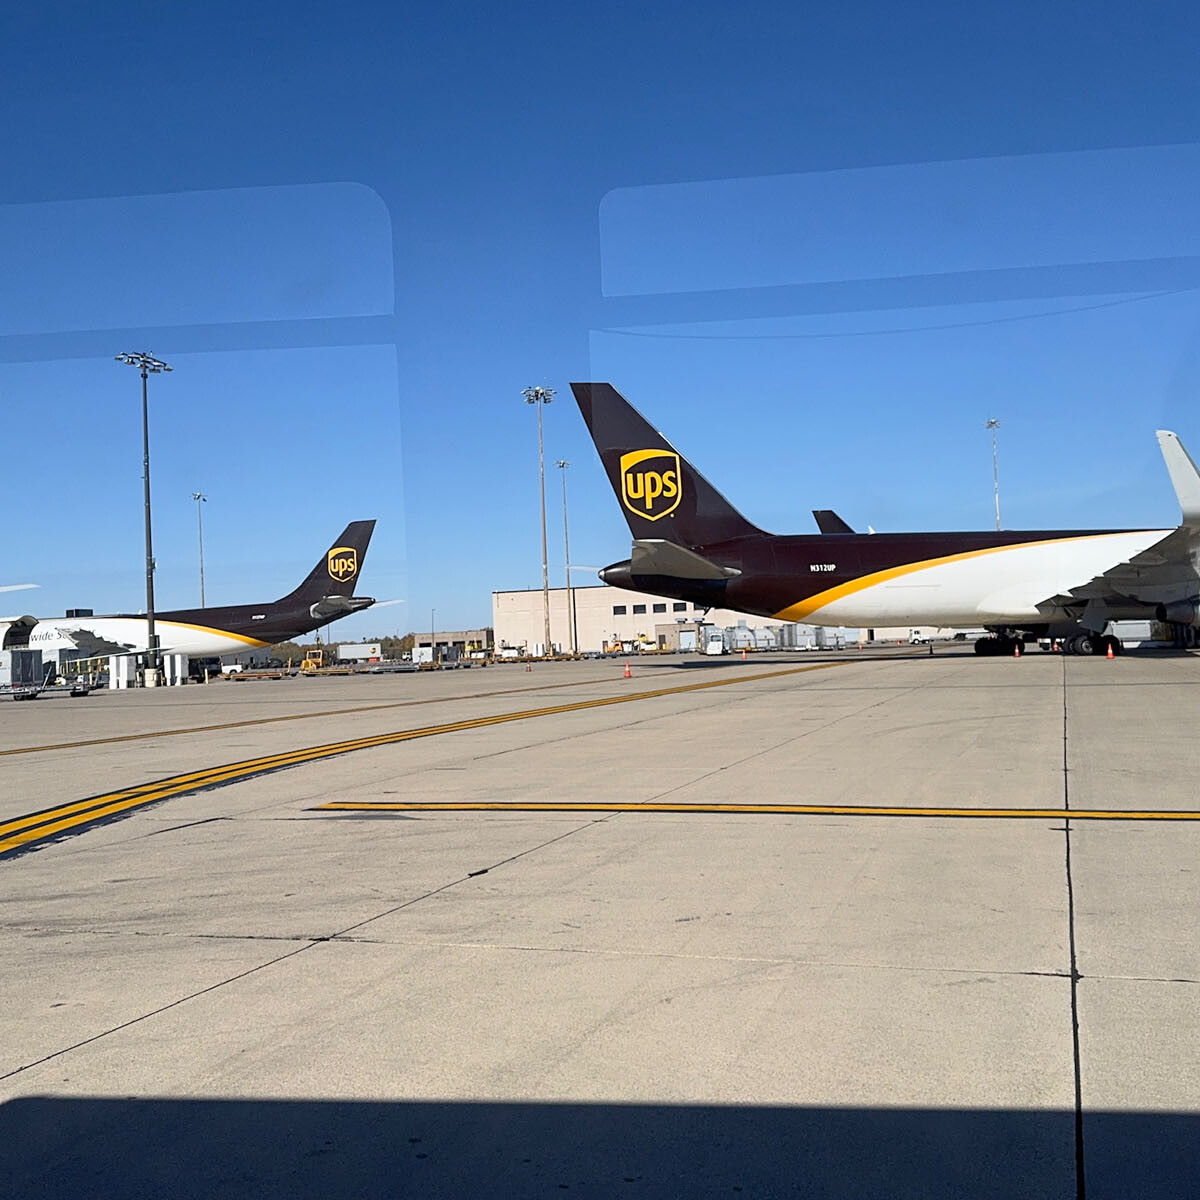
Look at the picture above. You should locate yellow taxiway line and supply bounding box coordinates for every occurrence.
[0,671,686,758]
[313,801,1200,821]
[0,662,839,858]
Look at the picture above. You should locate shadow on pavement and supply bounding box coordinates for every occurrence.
[2,1096,1196,1199]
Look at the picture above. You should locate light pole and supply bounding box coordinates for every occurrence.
[191,492,207,607]
[985,418,1001,530]
[556,459,577,655]
[116,351,172,684]
[523,386,555,656]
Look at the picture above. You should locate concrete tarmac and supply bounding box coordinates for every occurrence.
[1,649,1198,1198]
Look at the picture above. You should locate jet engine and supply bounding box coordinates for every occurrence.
[1156,599,1200,626]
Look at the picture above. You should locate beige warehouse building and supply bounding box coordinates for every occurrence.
[492,585,824,655]
[491,586,965,654]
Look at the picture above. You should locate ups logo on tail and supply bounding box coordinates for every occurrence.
[620,449,682,522]
[327,546,358,582]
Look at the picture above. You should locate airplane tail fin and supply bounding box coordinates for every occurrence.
[278,520,376,605]
[570,383,764,547]
[812,509,854,534]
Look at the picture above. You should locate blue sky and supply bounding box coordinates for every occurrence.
[3,2,1200,634]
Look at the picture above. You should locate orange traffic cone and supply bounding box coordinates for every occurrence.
[741,649,747,660]
[1106,642,1115,660]
[1014,642,1021,658]
[525,662,532,672]
[623,662,632,679]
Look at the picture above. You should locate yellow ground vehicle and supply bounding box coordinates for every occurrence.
[300,645,326,673]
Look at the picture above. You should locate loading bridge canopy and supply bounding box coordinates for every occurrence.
[0,616,36,650]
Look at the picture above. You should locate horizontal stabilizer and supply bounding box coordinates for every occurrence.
[812,509,854,534]
[309,594,376,621]
[631,539,741,580]
[1157,431,1200,524]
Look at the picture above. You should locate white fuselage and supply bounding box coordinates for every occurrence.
[790,531,1172,627]
[25,617,267,659]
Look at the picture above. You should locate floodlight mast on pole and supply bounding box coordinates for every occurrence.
[986,418,1001,531]
[191,492,207,607]
[116,352,172,684]
[523,386,555,657]
[556,459,576,655]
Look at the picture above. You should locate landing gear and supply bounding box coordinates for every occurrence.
[1061,633,1122,655]
[979,630,1124,656]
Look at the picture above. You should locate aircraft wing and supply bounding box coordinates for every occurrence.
[1042,526,1200,603]
[55,627,141,658]
[1039,431,1200,617]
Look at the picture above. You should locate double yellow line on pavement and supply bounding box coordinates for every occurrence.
[0,672,662,758]
[0,662,838,859]
[315,801,1200,821]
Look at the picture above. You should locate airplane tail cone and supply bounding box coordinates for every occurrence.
[623,662,632,679]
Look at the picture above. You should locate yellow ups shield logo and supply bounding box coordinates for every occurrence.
[620,449,682,522]
[327,546,358,583]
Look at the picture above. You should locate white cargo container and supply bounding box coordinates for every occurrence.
[815,627,847,650]
[338,642,382,662]
[0,649,43,688]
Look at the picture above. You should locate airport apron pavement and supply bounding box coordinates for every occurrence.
[1,650,1197,1199]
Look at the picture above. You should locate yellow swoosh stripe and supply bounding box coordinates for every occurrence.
[157,619,270,648]
[772,531,1144,623]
